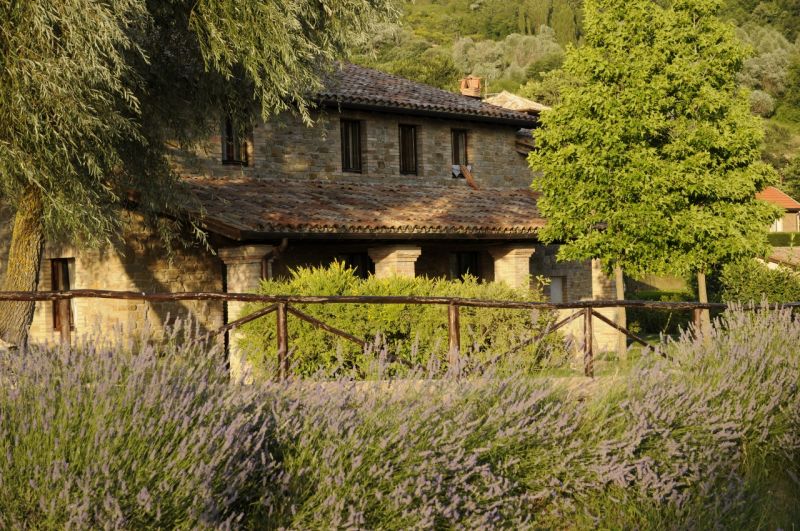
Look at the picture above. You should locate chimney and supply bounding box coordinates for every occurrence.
[459,76,481,98]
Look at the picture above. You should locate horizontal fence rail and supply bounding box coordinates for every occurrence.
[0,290,792,379]
[0,289,786,309]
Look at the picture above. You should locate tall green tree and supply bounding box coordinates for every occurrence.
[529,0,780,338]
[0,0,394,345]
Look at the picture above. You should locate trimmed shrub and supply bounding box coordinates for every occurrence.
[720,257,800,303]
[767,231,800,247]
[750,89,776,116]
[238,263,562,378]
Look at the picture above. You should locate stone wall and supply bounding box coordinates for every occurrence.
[24,213,224,345]
[531,244,619,353]
[782,212,799,232]
[172,109,532,189]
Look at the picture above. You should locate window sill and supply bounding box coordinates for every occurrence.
[222,160,249,167]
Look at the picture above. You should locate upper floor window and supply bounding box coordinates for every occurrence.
[223,117,249,166]
[399,124,418,175]
[452,129,468,165]
[341,119,362,173]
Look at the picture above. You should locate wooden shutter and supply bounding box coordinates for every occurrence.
[341,120,362,172]
[399,125,417,175]
[452,129,468,166]
[223,117,249,165]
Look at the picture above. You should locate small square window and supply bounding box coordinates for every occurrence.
[399,124,418,175]
[341,120,362,172]
[547,276,566,304]
[222,117,249,166]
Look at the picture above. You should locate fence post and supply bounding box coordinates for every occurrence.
[276,302,289,380]
[58,294,71,346]
[584,306,594,377]
[448,302,460,371]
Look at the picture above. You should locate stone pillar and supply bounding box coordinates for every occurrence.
[490,245,536,290]
[219,245,274,382]
[590,258,618,353]
[368,245,422,278]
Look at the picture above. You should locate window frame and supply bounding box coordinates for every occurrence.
[222,117,249,166]
[399,124,418,175]
[547,276,567,304]
[451,129,468,167]
[340,119,363,173]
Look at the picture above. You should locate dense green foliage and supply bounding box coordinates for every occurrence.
[356,0,800,188]
[767,231,800,246]
[627,290,695,335]
[239,262,560,378]
[529,0,780,282]
[720,258,800,302]
[3,310,800,527]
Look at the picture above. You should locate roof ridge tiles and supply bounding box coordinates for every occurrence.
[316,62,537,126]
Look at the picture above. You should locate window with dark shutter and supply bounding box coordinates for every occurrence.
[51,258,74,332]
[341,120,362,172]
[399,124,418,175]
[452,129,468,168]
[222,117,249,166]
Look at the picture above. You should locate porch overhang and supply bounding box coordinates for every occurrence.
[187,177,545,243]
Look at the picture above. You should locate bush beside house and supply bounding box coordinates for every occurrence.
[720,258,800,303]
[238,262,563,378]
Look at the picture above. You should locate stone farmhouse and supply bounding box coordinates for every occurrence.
[0,63,621,366]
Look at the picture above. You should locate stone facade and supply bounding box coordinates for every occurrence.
[531,244,618,353]
[173,108,532,188]
[0,78,624,360]
[19,214,225,345]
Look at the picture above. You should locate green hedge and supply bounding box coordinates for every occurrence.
[720,258,800,303]
[238,262,562,378]
[766,232,800,247]
[627,289,694,335]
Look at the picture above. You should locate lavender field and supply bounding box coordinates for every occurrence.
[1,309,799,529]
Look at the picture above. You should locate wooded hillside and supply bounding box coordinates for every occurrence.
[352,0,800,188]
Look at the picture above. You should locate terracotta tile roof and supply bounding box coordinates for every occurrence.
[318,63,538,127]
[756,186,800,210]
[187,178,544,240]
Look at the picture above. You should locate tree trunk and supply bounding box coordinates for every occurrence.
[614,264,626,360]
[696,270,712,339]
[0,188,45,347]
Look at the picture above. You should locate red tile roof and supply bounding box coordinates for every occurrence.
[318,63,538,127]
[187,178,544,240]
[756,186,800,210]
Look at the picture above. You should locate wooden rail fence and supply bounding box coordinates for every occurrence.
[0,290,789,378]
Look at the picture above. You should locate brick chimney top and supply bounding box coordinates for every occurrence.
[459,76,481,98]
